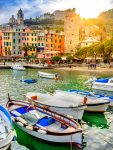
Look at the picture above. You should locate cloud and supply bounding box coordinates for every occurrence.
[0,0,113,24]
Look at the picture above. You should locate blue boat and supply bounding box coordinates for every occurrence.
[0,105,16,149]
[20,79,37,84]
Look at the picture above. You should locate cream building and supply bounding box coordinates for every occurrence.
[81,37,100,48]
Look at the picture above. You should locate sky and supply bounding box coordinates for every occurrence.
[0,0,113,24]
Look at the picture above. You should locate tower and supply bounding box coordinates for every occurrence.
[64,8,81,53]
[17,8,24,25]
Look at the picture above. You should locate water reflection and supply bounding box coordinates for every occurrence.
[83,112,109,128]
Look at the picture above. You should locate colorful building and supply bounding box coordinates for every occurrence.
[22,28,37,57]
[2,26,24,58]
[0,30,2,56]
[44,30,64,59]
[2,30,12,57]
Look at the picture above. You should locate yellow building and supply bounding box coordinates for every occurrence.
[2,31,12,57]
[22,28,37,57]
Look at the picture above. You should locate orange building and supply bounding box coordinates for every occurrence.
[0,30,2,56]
[44,30,64,55]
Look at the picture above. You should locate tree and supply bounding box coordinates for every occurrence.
[75,47,88,60]
[66,55,74,63]
[22,45,31,58]
[104,39,113,63]
[52,56,61,62]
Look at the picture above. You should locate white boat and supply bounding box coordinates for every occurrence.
[0,105,16,150]
[55,90,110,113]
[11,63,25,71]
[69,89,113,107]
[38,71,59,79]
[85,77,113,92]
[26,92,87,120]
[7,99,82,148]
[92,78,113,92]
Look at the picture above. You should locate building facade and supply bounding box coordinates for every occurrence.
[22,28,37,57]
[64,8,81,53]
[0,30,2,56]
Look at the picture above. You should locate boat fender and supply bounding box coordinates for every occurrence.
[17,121,24,127]
[26,125,33,130]
[38,129,47,134]
[16,117,27,124]
[67,115,73,119]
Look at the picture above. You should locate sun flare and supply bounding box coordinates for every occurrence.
[52,0,111,19]
[75,0,111,18]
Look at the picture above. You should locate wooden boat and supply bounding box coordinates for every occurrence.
[11,63,25,71]
[6,99,82,148]
[26,92,87,120]
[20,79,37,84]
[38,71,59,79]
[55,90,110,113]
[0,105,16,150]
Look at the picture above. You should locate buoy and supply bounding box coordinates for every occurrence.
[38,129,47,134]
[26,125,33,130]
[17,122,24,127]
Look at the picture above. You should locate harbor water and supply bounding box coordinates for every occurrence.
[0,68,113,150]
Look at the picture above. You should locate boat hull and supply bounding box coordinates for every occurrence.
[92,82,113,91]
[0,130,15,150]
[38,71,57,79]
[12,67,25,71]
[15,123,82,145]
[85,103,109,112]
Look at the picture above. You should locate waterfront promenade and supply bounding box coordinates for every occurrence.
[0,62,113,73]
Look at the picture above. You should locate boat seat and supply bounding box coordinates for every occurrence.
[29,110,40,119]
[11,110,22,117]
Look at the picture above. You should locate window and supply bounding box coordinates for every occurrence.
[51,44,53,47]
[13,39,15,43]
[13,33,15,36]
[59,39,61,43]
[38,43,40,46]
[18,33,20,36]
[18,39,21,43]
[55,40,57,43]
[13,46,15,49]
[13,51,15,54]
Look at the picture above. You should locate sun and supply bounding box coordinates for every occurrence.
[76,0,110,18]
